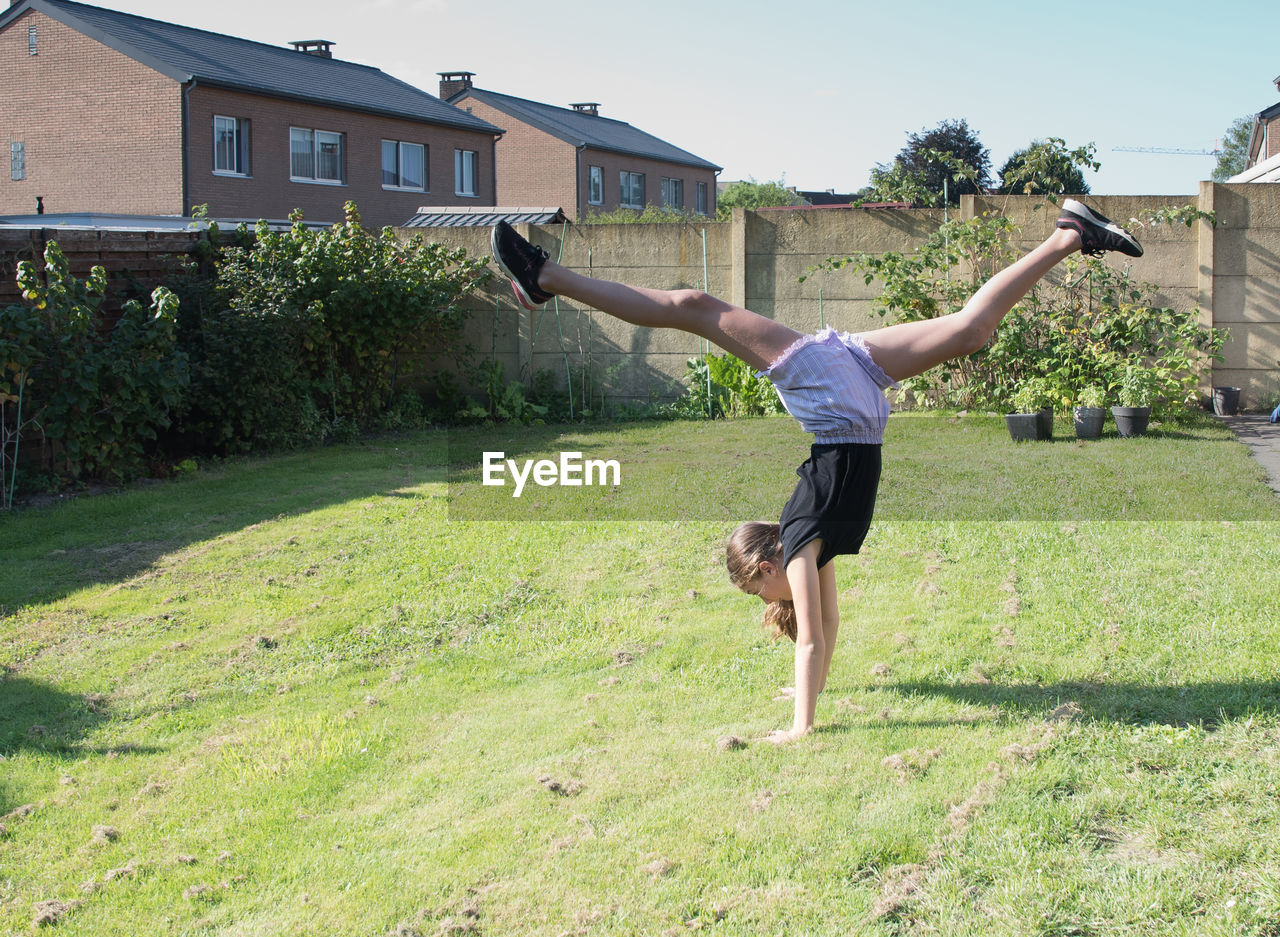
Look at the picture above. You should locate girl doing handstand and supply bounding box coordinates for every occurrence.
[491,201,1142,743]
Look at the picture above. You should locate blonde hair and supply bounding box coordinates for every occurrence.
[725,521,797,642]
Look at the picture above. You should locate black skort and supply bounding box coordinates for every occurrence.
[779,443,882,569]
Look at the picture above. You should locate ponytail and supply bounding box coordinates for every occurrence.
[726,521,797,643]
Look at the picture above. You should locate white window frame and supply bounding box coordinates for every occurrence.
[28,24,37,55]
[661,177,683,210]
[454,149,478,196]
[620,170,644,209]
[213,115,250,176]
[11,142,25,181]
[696,181,708,215]
[290,126,345,185]
[382,140,426,191]
[587,165,603,205]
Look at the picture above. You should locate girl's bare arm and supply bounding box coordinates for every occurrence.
[771,541,825,743]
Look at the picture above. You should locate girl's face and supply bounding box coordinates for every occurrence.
[745,559,791,603]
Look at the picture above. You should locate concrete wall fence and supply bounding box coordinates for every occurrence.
[1,184,1278,409]
[437,184,1280,411]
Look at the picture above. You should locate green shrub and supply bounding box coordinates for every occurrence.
[175,202,488,451]
[667,353,784,419]
[818,211,1223,412]
[1,241,187,495]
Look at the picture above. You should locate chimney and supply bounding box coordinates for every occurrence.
[289,40,334,58]
[439,71,474,101]
[569,103,600,117]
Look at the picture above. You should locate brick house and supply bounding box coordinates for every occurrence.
[1234,77,1280,182]
[0,0,502,228]
[440,73,720,222]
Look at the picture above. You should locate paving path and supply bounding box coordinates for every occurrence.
[1221,414,1280,501]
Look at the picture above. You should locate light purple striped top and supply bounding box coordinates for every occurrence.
[759,327,899,444]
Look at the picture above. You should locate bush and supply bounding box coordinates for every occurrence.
[667,353,784,419]
[819,210,1223,412]
[1,242,187,497]
[175,202,489,451]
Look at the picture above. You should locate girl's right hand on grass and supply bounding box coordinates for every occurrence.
[773,687,795,701]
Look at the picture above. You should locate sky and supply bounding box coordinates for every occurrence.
[93,0,1277,195]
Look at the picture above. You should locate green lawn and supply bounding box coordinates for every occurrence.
[2,412,1279,936]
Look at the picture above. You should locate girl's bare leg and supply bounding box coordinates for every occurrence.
[538,262,801,372]
[860,227,1082,382]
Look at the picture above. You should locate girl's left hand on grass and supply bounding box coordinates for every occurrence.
[773,686,795,701]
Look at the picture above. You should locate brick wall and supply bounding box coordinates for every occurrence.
[577,150,716,221]
[0,9,183,216]
[187,87,499,229]
[456,97,578,212]
[0,10,497,229]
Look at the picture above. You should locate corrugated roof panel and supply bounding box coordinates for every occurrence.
[402,207,569,228]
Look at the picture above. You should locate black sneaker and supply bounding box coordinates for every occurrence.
[1056,199,1143,257]
[491,220,554,310]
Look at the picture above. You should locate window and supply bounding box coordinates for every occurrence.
[588,165,603,205]
[696,181,708,215]
[382,140,426,190]
[620,171,644,209]
[11,142,25,181]
[213,116,250,175]
[290,127,344,183]
[661,177,683,210]
[28,24,37,55]
[454,149,478,196]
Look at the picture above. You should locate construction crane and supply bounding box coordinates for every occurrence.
[1113,145,1220,156]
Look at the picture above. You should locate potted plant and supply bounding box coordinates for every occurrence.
[1112,364,1156,437]
[1072,384,1107,440]
[1212,385,1241,416]
[1006,379,1054,442]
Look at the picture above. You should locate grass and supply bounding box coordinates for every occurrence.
[2,411,1279,936]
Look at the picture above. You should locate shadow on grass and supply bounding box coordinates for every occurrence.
[0,674,163,814]
[0,424,587,608]
[885,679,1280,728]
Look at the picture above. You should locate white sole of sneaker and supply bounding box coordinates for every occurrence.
[1061,199,1142,254]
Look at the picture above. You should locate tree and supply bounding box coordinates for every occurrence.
[1212,114,1255,182]
[890,119,992,205]
[997,139,1094,196]
[715,179,804,221]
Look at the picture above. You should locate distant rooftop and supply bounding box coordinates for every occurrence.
[1,0,500,134]
[449,84,719,172]
[0,212,328,231]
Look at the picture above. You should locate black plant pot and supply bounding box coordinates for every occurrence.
[1036,406,1054,439]
[1213,386,1241,416]
[1073,406,1105,439]
[1111,405,1151,438]
[1006,412,1050,442]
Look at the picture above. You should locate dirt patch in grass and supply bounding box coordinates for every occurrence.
[537,775,583,797]
[871,719,1066,923]
[882,748,943,784]
[750,790,776,812]
[33,898,81,927]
